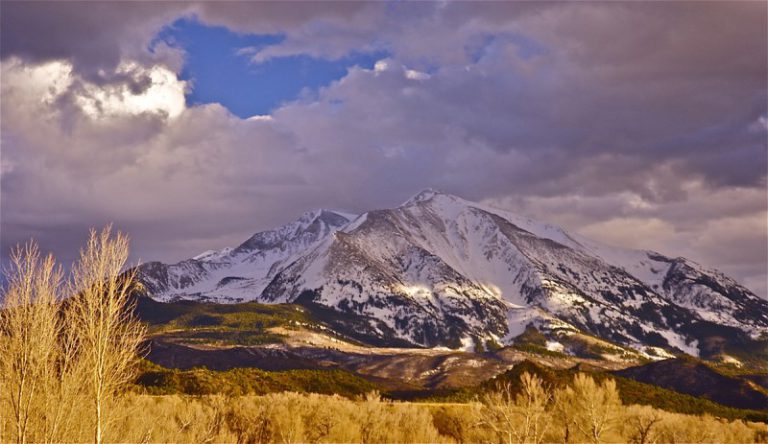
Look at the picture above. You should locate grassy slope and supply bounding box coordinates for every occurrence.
[133,297,383,398]
[134,360,378,398]
[135,296,319,345]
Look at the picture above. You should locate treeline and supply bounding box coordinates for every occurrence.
[461,372,767,444]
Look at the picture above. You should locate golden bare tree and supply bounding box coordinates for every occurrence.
[67,226,146,444]
[0,243,63,444]
[516,372,552,444]
[624,405,663,444]
[552,383,583,444]
[478,372,552,444]
[562,374,621,444]
[39,317,82,444]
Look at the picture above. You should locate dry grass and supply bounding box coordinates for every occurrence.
[9,390,755,444]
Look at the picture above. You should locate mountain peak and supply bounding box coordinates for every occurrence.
[301,208,357,224]
[309,209,357,227]
[402,188,458,206]
[230,208,354,255]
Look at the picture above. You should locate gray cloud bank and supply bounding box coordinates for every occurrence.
[1,1,766,297]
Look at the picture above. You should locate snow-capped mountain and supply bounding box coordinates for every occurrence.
[138,190,768,356]
[140,209,354,303]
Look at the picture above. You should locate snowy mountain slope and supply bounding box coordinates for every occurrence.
[137,190,768,356]
[572,235,768,334]
[140,209,355,302]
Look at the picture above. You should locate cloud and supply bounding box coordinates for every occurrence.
[1,2,766,298]
[0,1,189,76]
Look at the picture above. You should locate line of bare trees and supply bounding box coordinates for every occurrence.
[89,387,765,444]
[470,371,764,444]
[0,227,145,444]
[477,372,623,444]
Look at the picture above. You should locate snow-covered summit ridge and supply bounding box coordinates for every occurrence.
[139,208,355,302]
[138,189,768,354]
[401,188,444,205]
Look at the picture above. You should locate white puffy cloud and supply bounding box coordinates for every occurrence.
[76,62,187,119]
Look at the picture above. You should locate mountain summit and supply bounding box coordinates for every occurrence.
[138,190,768,357]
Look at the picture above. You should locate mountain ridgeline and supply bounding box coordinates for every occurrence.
[137,190,768,362]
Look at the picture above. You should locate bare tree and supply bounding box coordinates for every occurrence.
[67,226,146,444]
[39,314,83,444]
[516,372,552,444]
[226,399,273,444]
[0,243,63,444]
[358,391,384,444]
[302,398,334,444]
[565,374,621,444]
[625,405,663,444]
[478,372,552,444]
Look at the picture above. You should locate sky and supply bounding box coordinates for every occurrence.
[1,1,766,297]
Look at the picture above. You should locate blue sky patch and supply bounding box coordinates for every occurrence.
[151,17,386,118]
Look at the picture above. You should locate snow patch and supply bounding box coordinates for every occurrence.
[546,341,564,353]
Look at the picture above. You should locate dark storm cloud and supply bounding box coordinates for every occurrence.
[1,1,766,296]
[0,1,188,78]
